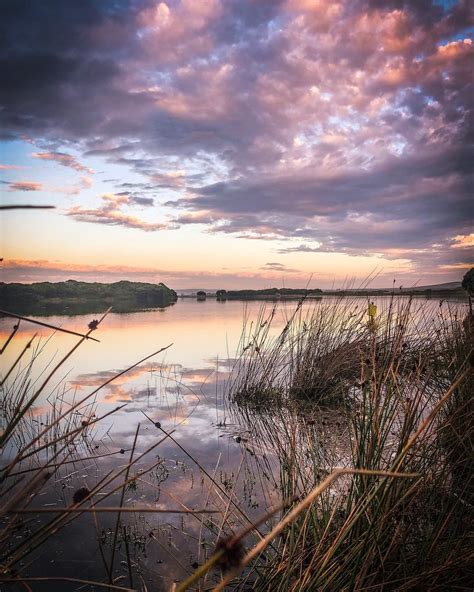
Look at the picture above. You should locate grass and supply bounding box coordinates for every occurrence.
[0,310,271,590]
[0,310,188,590]
[181,295,473,590]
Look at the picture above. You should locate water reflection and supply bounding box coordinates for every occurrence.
[0,296,467,589]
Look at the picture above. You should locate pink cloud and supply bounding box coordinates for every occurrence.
[137,0,222,64]
[32,152,94,174]
[9,181,43,191]
[1,256,467,289]
[148,171,186,188]
[0,257,310,287]
[54,175,94,196]
[450,234,474,249]
[67,193,167,231]
[1,0,471,279]
[151,61,234,122]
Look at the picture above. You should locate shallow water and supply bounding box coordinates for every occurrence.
[0,296,467,589]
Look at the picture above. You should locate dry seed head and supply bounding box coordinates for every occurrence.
[215,536,245,572]
[72,487,90,505]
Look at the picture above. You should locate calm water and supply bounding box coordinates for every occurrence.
[0,299,291,589]
[1,298,286,447]
[0,296,467,590]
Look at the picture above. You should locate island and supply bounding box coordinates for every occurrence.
[0,280,178,316]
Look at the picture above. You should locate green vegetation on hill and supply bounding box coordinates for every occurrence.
[0,280,177,316]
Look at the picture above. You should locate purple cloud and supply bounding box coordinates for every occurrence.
[0,0,472,270]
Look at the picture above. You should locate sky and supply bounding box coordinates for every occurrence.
[0,0,473,289]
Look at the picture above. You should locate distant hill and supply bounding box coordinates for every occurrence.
[407,282,461,291]
[0,280,177,316]
[322,281,465,297]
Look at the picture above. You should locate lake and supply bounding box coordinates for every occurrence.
[0,295,468,590]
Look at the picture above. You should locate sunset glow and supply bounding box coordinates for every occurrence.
[1,0,472,288]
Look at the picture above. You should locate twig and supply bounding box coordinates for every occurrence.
[108,425,140,583]
[0,205,55,210]
[12,507,220,515]
[0,576,133,590]
[0,309,100,342]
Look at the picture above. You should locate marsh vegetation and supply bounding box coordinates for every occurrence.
[0,295,471,590]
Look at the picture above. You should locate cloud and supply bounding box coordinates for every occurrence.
[0,164,24,170]
[277,244,323,254]
[54,175,93,195]
[1,258,165,281]
[2,253,470,288]
[0,257,326,288]
[129,194,155,206]
[439,262,474,270]
[146,171,186,189]
[7,176,92,196]
[137,0,223,64]
[171,142,472,258]
[107,192,155,207]
[0,0,472,277]
[261,261,300,273]
[67,193,166,231]
[8,181,43,191]
[450,233,474,249]
[173,211,216,225]
[32,151,94,173]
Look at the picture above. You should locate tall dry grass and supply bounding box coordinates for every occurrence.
[180,295,472,591]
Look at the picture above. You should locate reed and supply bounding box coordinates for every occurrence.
[0,311,265,590]
[201,295,474,590]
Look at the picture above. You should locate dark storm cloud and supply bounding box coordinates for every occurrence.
[0,0,142,137]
